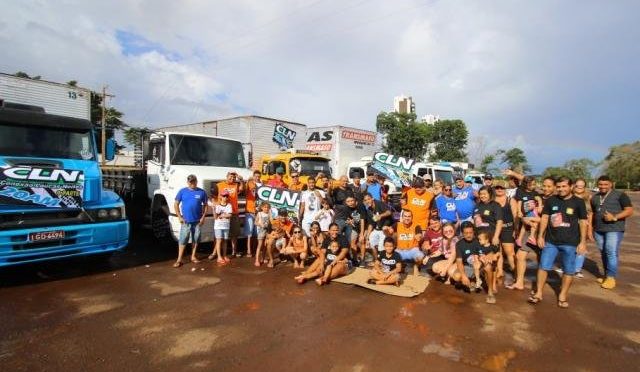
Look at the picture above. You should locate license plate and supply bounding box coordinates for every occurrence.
[29,230,65,242]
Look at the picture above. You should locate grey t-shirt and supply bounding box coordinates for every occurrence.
[591,190,632,232]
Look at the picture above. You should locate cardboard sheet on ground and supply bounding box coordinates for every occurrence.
[333,268,429,297]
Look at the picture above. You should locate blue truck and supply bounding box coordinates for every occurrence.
[0,76,129,267]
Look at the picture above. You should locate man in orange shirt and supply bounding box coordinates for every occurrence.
[244,170,262,257]
[216,172,245,257]
[289,171,305,192]
[403,178,435,230]
[388,209,424,275]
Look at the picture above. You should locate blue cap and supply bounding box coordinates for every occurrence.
[464,175,473,182]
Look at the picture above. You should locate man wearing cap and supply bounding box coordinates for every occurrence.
[364,170,383,201]
[173,174,208,267]
[267,167,288,188]
[215,172,244,257]
[453,176,476,224]
[484,174,495,189]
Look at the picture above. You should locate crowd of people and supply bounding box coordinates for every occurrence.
[172,167,633,308]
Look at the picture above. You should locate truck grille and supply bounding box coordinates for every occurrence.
[0,210,87,230]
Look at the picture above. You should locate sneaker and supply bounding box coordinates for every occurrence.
[553,267,564,274]
[575,271,584,279]
[601,277,616,289]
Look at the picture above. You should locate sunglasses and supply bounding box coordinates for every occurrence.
[444,188,452,191]
[293,230,302,233]
[292,175,299,178]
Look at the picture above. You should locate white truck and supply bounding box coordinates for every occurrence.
[102,131,253,243]
[305,126,382,177]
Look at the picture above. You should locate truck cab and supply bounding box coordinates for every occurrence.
[413,162,455,185]
[260,149,332,186]
[144,132,253,242]
[0,103,129,267]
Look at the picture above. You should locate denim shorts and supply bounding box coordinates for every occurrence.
[179,222,201,245]
[243,214,256,237]
[540,242,577,275]
[397,247,425,262]
[214,228,230,240]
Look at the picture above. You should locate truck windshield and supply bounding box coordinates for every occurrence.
[298,158,332,178]
[0,124,94,160]
[169,134,246,167]
[435,170,454,184]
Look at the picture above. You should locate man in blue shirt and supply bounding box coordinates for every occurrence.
[453,176,476,224]
[173,174,208,267]
[364,170,382,201]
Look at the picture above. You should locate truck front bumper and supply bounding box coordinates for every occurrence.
[0,220,129,267]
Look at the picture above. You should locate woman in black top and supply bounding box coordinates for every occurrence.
[473,186,504,247]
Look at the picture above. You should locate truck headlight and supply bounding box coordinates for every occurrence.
[87,207,126,221]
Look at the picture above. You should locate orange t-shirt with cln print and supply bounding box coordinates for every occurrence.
[404,188,434,229]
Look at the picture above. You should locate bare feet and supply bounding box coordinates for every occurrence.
[315,278,324,286]
[254,261,261,267]
[267,260,274,268]
[173,261,182,268]
[191,257,200,264]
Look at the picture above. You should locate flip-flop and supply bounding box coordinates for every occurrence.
[505,283,524,290]
[558,300,569,309]
[173,261,182,268]
[486,294,496,304]
[191,258,200,264]
[207,254,216,261]
[527,295,542,305]
[216,259,227,266]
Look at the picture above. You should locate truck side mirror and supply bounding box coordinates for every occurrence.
[105,138,116,161]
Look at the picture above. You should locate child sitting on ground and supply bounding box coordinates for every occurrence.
[294,240,350,285]
[368,237,402,286]
[474,230,500,304]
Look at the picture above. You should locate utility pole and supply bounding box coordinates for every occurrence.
[100,85,115,165]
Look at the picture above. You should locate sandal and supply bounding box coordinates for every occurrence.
[486,294,496,304]
[558,300,569,309]
[367,278,377,285]
[505,283,524,290]
[191,258,200,264]
[173,261,182,268]
[216,259,227,266]
[527,295,542,305]
[223,256,231,263]
[207,253,217,261]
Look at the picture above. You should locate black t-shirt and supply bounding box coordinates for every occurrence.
[476,244,499,255]
[334,204,367,233]
[474,201,504,229]
[591,190,632,232]
[365,199,394,230]
[514,188,540,215]
[456,238,477,264]
[331,187,355,206]
[542,195,588,246]
[497,197,514,229]
[378,251,402,273]
[321,235,349,264]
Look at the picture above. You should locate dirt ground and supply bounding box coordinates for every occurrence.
[1,194,639,371]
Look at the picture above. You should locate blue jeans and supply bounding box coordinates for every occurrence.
[540,242,577,275]
[179,222,201,245]
[594,231,624,278]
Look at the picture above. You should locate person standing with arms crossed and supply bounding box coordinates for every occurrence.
[173,174,207,268]
[591,175,633,289]
[529,177,587,308]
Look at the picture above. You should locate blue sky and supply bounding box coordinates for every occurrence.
[1,0,639,173]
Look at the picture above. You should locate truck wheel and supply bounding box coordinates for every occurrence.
[151,206,172,242]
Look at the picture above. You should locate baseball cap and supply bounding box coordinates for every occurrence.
[464,175,473,182]
[485,173,493,180]
[422,174,432,181]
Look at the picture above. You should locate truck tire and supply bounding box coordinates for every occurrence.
[151,201,172,244]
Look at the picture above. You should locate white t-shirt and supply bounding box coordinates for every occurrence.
[301,189,325,222]
[214,203,232,230]
[315,208,334,231]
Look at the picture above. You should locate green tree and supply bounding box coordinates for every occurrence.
[498,147,531,173]
[564,158,598,180]
[542,166,575,180]
[376,111,430,160]
[603,141,640,187]
[91,91,126,153]
[66,80,78,87]
[427,119,468,162]
[123,127,153,147]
